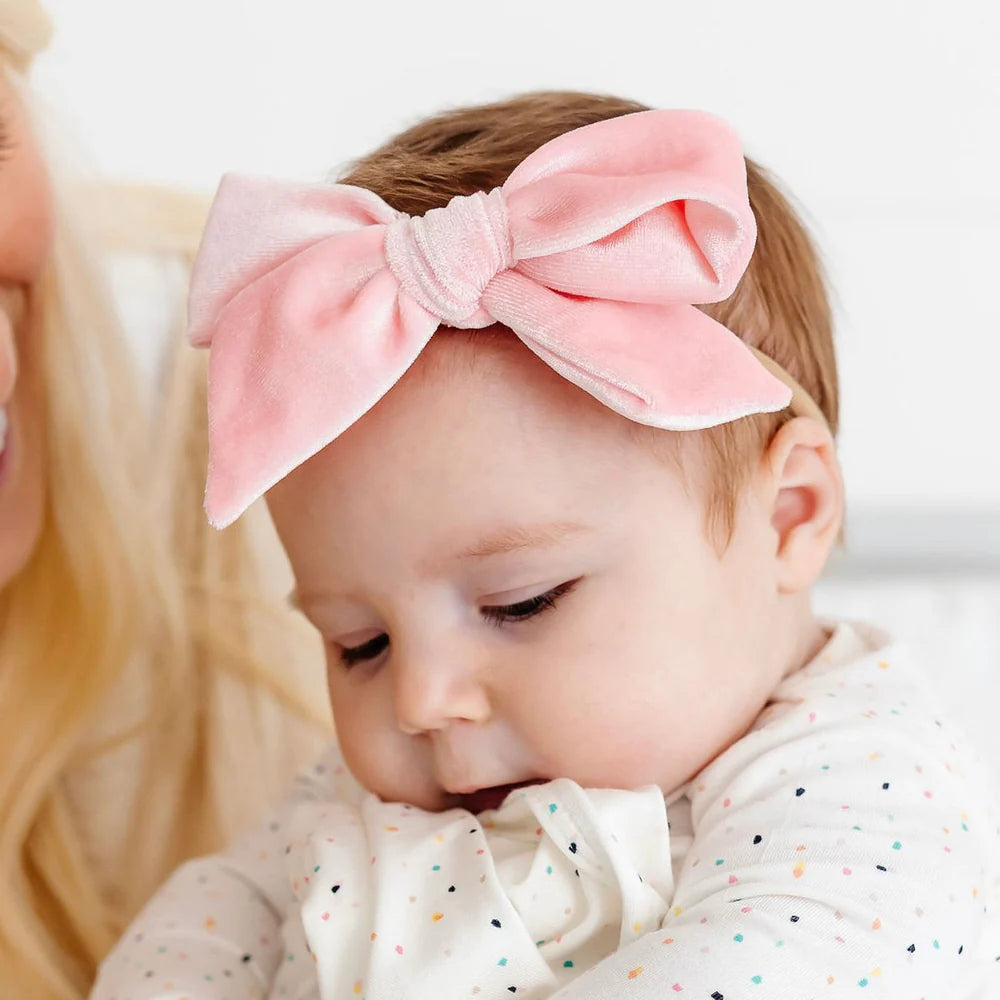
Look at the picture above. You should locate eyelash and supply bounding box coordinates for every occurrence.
[481,578,578,628]
[340,633,389,668]
[336,579,579,668]
[0,114,11,161]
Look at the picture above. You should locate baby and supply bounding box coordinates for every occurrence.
[91,93,1000,1000]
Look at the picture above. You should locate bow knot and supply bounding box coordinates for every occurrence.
[384,188,513,327]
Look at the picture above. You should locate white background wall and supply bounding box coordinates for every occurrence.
[31,0,1000,515]
[24,1,1000,771]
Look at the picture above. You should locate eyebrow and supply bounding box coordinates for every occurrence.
[453,521,590,560]
[286,522,592,612]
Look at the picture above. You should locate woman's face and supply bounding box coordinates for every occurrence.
[0,69,54,589]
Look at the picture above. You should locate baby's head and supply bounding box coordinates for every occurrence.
[200,92,843,811]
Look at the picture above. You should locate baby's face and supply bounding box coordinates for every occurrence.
[269,334,791,812]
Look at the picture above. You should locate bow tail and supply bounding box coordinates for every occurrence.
[205,258,438,527]
[482,271,792,432]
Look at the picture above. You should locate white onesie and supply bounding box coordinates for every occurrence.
[91,621,1000,999]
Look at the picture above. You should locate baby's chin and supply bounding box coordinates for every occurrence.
[370,782,460,814]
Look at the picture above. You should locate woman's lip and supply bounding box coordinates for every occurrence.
[0,411,11,488]
[0,284,26,325]
[0,285,27,487]
[1,286,25,403]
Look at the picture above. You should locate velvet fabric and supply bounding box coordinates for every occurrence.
[188,110,791,528]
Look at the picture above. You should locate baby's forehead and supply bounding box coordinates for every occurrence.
[408,326,560,391]
[379,328,628,442]
[274,330,678,525]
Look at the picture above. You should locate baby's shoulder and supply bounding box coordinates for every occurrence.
[751,619,964,750]
[687,620,998,849]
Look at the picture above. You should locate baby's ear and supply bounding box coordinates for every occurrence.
[763,417,843,593]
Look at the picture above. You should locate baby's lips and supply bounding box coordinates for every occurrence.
[458,778,549,814]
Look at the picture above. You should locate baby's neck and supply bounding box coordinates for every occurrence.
[779,596,830,681]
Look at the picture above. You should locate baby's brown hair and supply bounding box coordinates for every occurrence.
[340,91,839,543]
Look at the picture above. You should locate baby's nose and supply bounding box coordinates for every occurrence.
[393,650,492,735]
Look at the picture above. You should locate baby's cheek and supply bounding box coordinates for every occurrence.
[330,691,442,810]
[512,670,660,779]
[510,637,746,793]
[336,724,410,802]
[327,679,388,785]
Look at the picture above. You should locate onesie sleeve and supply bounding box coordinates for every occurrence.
[546,641,999,999]
[89,743,350,1000]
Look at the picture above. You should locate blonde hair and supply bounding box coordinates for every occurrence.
[0,0,50,72]
[340,91,839,542]
[0,7,326,998]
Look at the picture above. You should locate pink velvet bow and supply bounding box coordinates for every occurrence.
[188,109,790,527]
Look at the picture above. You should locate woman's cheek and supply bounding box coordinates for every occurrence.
[0,99,54,282]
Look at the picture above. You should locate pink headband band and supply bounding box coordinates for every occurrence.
[188,109,800,528]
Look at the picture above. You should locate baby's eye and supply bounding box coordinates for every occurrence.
[481,579,579,628]
[339,632,389,668]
